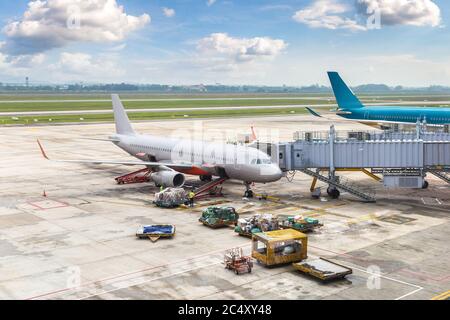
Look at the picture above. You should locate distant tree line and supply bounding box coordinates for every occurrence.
[0,82,449,94]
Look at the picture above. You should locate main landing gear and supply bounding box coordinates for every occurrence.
[244,182,254,198]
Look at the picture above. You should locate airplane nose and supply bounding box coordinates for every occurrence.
[272,165,283,180]
[262,164,283,182]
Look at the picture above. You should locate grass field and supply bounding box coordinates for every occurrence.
[0,92,449,126]
[0,96,449,113]
[0,98,336,112]
[0,106,318,125]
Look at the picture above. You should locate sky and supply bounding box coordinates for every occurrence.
[0,0,449,86]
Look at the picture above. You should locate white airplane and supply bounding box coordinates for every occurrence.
[38,95,283,198]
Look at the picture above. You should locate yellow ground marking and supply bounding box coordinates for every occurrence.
[431,290,450,300]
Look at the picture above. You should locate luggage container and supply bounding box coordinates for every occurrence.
[199,206,239,228]
[234,214,280,238]
[136,224,176,242]
[278,215,323,233]
[153,188,187,208]
[292,258,352,281]
[252,229,308,267]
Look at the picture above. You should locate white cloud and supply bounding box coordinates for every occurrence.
[207,0,216,7]
[197,33,287,63]
[259,5,292,12]
[0,53,9,71]
[50,52,123,77]
[2,0,151,55]
[294,0,441,31]
[188,33,288,81]
[8,53,45,68]
[356,0,441,27]
[162,7,176,18]
[0,51,47,80]
[293,0,366,31]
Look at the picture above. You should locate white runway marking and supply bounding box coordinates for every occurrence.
[341,262,424,300]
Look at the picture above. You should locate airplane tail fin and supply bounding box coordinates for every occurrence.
[112,94,135,135]
[327,72,364,110]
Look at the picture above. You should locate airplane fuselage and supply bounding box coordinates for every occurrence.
[112,133,283,183]
[339,106,450,125]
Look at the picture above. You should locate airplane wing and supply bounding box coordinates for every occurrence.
[77,137,121,142]
[37,139,193,170]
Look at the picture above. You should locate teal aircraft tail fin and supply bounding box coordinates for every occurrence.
[327,72,364,110]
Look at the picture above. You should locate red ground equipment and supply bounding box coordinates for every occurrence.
[224,248,253,275]
[115,168,151,185]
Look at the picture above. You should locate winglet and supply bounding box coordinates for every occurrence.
[305,107,322,118]
[37,139,50,160]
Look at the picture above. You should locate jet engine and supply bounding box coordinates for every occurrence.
[151,171,185,188]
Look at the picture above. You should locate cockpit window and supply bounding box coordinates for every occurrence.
[252,159,272,165]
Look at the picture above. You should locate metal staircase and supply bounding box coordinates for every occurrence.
[194,177,228,199]
[115,168,151,185]
[428,170,450,184]
[299,168,376,202]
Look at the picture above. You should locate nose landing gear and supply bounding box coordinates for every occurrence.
[327,186,340,199]
[244,182,254,198]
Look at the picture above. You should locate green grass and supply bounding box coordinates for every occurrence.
[1,95,449,113]
[0,106,316,125]
[1,92,448,126]
[0,93,333,101]
[0,99,336,112]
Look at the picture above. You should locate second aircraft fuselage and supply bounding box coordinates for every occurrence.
[111,133,283,183]
[340,106,450,125]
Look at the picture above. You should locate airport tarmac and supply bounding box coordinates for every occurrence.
[0,114,448,300]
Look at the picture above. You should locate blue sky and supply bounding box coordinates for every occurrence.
[0,0,449,86]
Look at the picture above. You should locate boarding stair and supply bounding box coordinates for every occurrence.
[115,168,151,185]
[299,168,376,202]
[428,170,450,184]
[194,177,228,200]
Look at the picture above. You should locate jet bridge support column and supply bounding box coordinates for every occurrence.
[327,125,340,198]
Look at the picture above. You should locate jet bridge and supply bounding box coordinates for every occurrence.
[264,125,450,202]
